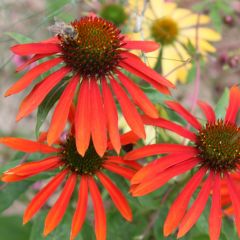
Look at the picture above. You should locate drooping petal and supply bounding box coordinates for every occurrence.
[110,77,145,139]
[0,137,58,153]
[124,144,198,160]
[16,66,70,121]
[226,173,240,236]
[103,163,135,180]
[121,51,174,88]
[131,158,199,196]
[97,172,132,221]
[102,78,121,154]
[11,43,61,55]
[209,174,222,240]
[16,53,52,72]
[198,101,216,123]
[70,176,88,240]
[2,174,31,182]
[116,70,158,118]
[166,101,202,130]
[131,152,198,185]
[75,79,91,156]
[142,115,197,142]
[23,170,68,223]
[90,80,107,157]
[120,61,170,94]
[5,57,63,96]
[225,86,240,124]
[164,168,206,236]
[177,172,213,238]
[5,157,61,176]
[119,131,139,146]
[88,177,106,240]
[123,40,159,52]
[47,74,79,145]
[44,174,77,236]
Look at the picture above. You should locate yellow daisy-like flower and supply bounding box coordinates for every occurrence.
[129,0,221,84]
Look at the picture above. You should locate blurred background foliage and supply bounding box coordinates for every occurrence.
[0,0,240,239]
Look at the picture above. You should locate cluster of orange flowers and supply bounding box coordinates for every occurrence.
[1,1,240,240]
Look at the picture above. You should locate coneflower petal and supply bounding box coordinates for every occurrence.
[90,80,107,157]
[102,78,121,154]
[44,174,77,236]
[121,51,174,88]
[123,40,159,52]
[103,163,135,180]
[177,172,213,238]
[225,86,240,124]
[89,178,106,240]
[198,101,216,123]
[16,53,53,72]
[0,137,57,153]
[131,152,198,184]
[5,157,61,176]
[209,174,222,240]
[110,77,145,139]
[75,80,91,156]
[132,158,199,196]
[5,57,63,96]
[16,66,70,121]
[120,60,170,94]
[47,74,79,145]
[98,173,132,221]
[166,101,202,130]
[226,173,240,237]
[164,168,206,236]
[119,131,139,146]
[11,43,61,55]
[23,170,67,224]
[124,144,198,160]
[117,70,158,118]
[70,176,88,240]
[142,115,197,142]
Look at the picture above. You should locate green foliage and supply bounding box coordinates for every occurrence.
[4,32,33,43]
[0,215,32,240]
[0,181,32,213]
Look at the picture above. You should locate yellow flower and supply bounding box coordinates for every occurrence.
[128,0,221,84]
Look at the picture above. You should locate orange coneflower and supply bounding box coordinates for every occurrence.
[0,116,141,240]
[125,86,240,240]
[7,15,174,157]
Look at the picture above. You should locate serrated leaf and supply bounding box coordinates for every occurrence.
[215,88,229,119]
[5,32,33,43]
[0,181,32,213]
[35,78,70,136]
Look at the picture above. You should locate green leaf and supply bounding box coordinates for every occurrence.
[0,181,32,213]
[35,78,69,136]
[0,215,32,240]
[215,88,229,119]
[4,32,33,43]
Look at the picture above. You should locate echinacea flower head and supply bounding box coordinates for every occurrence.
[129,0,221,83]
[7,15,174,157]
[124,86,240,240]
[0,115,141,240]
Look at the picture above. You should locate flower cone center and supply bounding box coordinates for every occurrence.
[197,120,240,172]
[151,17,179,45]
[100,4,128,26]
[60,136,105,175]
[60,16,123,77]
